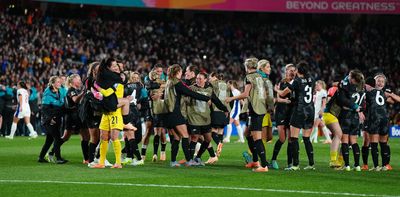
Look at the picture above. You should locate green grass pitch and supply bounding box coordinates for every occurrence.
[0,135,399,196]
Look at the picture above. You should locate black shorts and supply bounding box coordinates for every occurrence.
[275,109,292,127]
[248,113,264,132]
[188,125,211,135]
[239,113,249,126]
[165,112,186,129]
[141,109,152,122]
[339,111,359,135]
[134,121,143,142]
[0,98,4,116]
[366,117,389,136]
[211,111,229,128]
[86,115,102,129]
[290,105,314,130]
[65,113,84,131]
[153,114,166,128]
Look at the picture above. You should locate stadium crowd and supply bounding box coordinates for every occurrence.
[1,12,400,88]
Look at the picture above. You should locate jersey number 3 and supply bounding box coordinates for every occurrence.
[304,85,312,103]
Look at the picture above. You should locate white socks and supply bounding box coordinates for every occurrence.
[236,125,244,142]
[310,127,318,143]
[322,126,332,141]
[225,124,233,141]
[9,123,17,137]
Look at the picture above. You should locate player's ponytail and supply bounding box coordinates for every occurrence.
[168,64,182,79]
[244,58,258,70]
[350,69,365,90]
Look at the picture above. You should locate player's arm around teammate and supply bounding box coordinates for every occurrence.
[279,61,316,171]
[226,58,269,172]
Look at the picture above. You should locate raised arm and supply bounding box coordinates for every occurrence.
[175,81,209,102]
[226,84,251,103]
[211,93,228,112]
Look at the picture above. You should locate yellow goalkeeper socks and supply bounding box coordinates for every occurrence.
[113,140,122,165]
[100,140,109,165]
[330,151,338,162]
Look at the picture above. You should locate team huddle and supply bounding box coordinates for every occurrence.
[5,57,398,172]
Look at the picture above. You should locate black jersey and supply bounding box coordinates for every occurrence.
[365,89,387,120]
[339,89,365,134]
[276,79,293,113]
[124,82,143,106]
[365,89,389,134]
[66,87,81,110]
[290,76,315,108]
[325,76,358,117]
[124,82,144,123]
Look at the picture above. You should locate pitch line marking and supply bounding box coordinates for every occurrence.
[0,179,398,197]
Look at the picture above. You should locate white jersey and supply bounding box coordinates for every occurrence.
[230,89,241,120]
[15,88,31,118]
[313,89,327,119]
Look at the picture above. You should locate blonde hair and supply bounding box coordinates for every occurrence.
[149,70,159,81]
[125,71,141,83]
[374,73,387,82]
[67,74,80,88]
[257,59,270,70]
[316,80,326,90]
[87,62,100,78]
[48,76,59,89]
[285,63,295,70]
[244,58,258,70]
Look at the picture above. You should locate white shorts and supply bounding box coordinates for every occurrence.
[14,106,31,119]
[230,109,240,121]
[314,112,322,120]
[230,113,239,120]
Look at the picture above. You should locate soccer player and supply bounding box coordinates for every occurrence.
[143,66,168,162]
[143,64,168,161]
[364,74,392,171]
[323,70,364,168]
[257,60,274,145]
[338,75,365,171]
[121,71,145,166]
[83,62,105,167]
[163,64,220,167]
[60,74,90,163]
[209,72,231,156]
[90,58,133,169]
[223,80,244,143]
[38,76,68,164]
[279,61,315,171]
[187,72,228,165]
[6,81,38,139]
[168,65,200,165]
[310,80,332,144]
[226,58,269,172]
[270,63,296,170]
